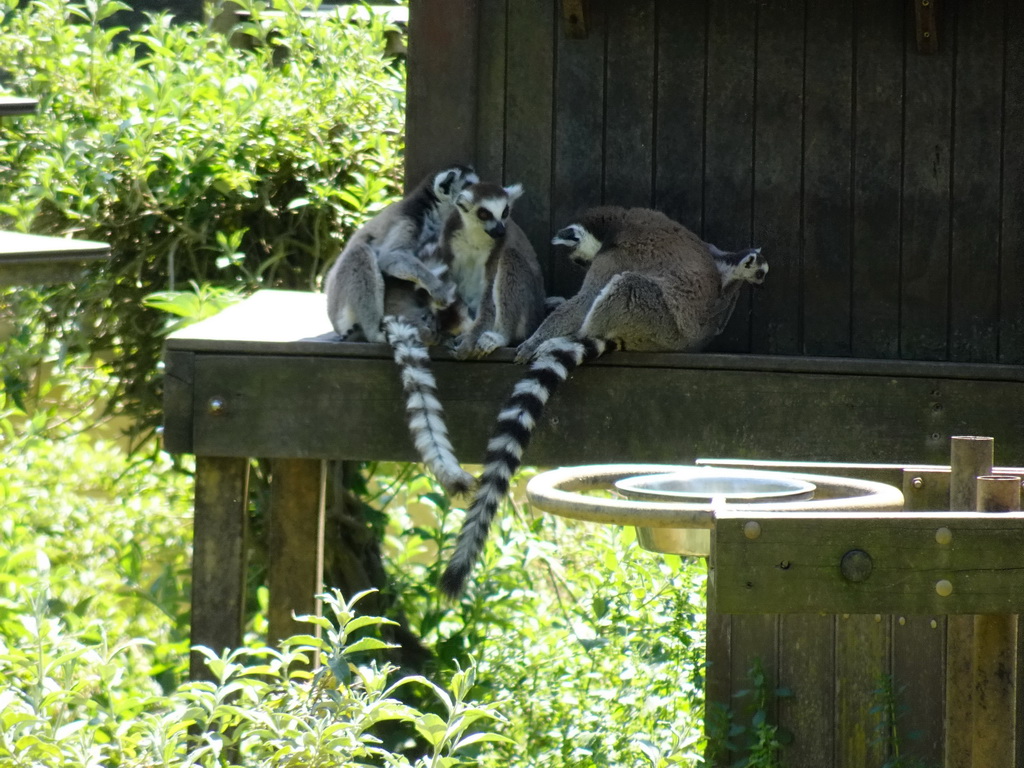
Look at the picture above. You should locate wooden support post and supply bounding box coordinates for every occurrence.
[267,458,327,649]
[947,436,994,767]
[190,456,250,680]
[950,436,994,510]
[972,475,1020,768]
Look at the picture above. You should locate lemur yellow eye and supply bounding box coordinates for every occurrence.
[477,209,492,221]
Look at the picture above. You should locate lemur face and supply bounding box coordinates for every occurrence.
[552,224,602,267]
[433,165,480,202]
[457,182,522,240]
[737,249,768,285]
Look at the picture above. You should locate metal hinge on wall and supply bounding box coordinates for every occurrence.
[915,0,939,54]
[562,0,587,39]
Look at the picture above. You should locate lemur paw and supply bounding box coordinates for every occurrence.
[513,340,538,364]
[475,331,507,356]
[430,284,457,310]
[451,335,475,360]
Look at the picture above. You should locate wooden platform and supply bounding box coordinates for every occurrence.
[0,97,39,117]
[164,290,1024,465]
[0,231,111,286]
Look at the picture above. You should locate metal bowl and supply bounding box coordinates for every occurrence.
[614,467,816,504]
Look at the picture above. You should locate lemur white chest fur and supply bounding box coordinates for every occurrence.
[446,228,493,315]
[439,183,517,317]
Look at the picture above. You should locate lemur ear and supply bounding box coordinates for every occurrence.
[434,170,458,198]
[504,183,524,203]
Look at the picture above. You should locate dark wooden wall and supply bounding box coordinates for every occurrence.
[407,0,1024,365]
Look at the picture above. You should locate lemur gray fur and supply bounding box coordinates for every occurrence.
[324,165,479,496]
[435,181,547,359]
[439,206,756,597]
[324,165,478,343]
[555,224,768,342]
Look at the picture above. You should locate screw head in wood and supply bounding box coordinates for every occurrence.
[936,579,953,597]
[935,527,952,545]
[840,549,873,583]
[743,521,761,540]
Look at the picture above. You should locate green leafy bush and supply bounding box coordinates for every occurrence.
[1,379,711,766]
[0,0,405,442]
[376,471,709,767]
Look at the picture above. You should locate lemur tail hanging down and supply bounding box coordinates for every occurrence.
[438,335,616,596]
[382,314,475,496]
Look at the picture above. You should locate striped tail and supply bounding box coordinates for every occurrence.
[383,315,475,496]
[439,336,616,597]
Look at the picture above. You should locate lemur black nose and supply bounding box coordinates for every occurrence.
[489,222,505,239]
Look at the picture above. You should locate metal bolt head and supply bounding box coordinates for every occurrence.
[935,527,952,546]
[208,397,226,415]
[912,477,925,489]
[743,521,761,540]
[936,579,953,597]
[840,549,873,583]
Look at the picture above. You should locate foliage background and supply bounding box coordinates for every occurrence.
[0,0,405,445]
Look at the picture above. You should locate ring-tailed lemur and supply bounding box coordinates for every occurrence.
[439,207,748,596]
[387,180,548,496]
[324,165,479,496]
[435,182,547,359]
[704,244,768,340]
[553,222,768,342]
[324,165,478,342]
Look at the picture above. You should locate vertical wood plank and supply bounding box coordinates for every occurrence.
[267,459,327,648]
[972,474,1020,765]
[705,582,732,768]
[898,462,948,766]
[161,349,195,454]
[728,614,779,762]
[504,0,555,285]
[947,616,975,767]
[751,0,805,355]
[892,615,947,765]
[802,0,854,357]
[947,435,993,766]
[603,0,655,207]
[654,0,708,233]
[778,615,835,768]
[405,0,479,187]
[949,0,1003,363]
[900,0,954,361]
[551,0,606,298]
[1001,1,1024,366]
[190,456,250,680]
[704,0,756,352]
[474,0,508,182]
[835,614,889,768]
[851,0,904,358]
